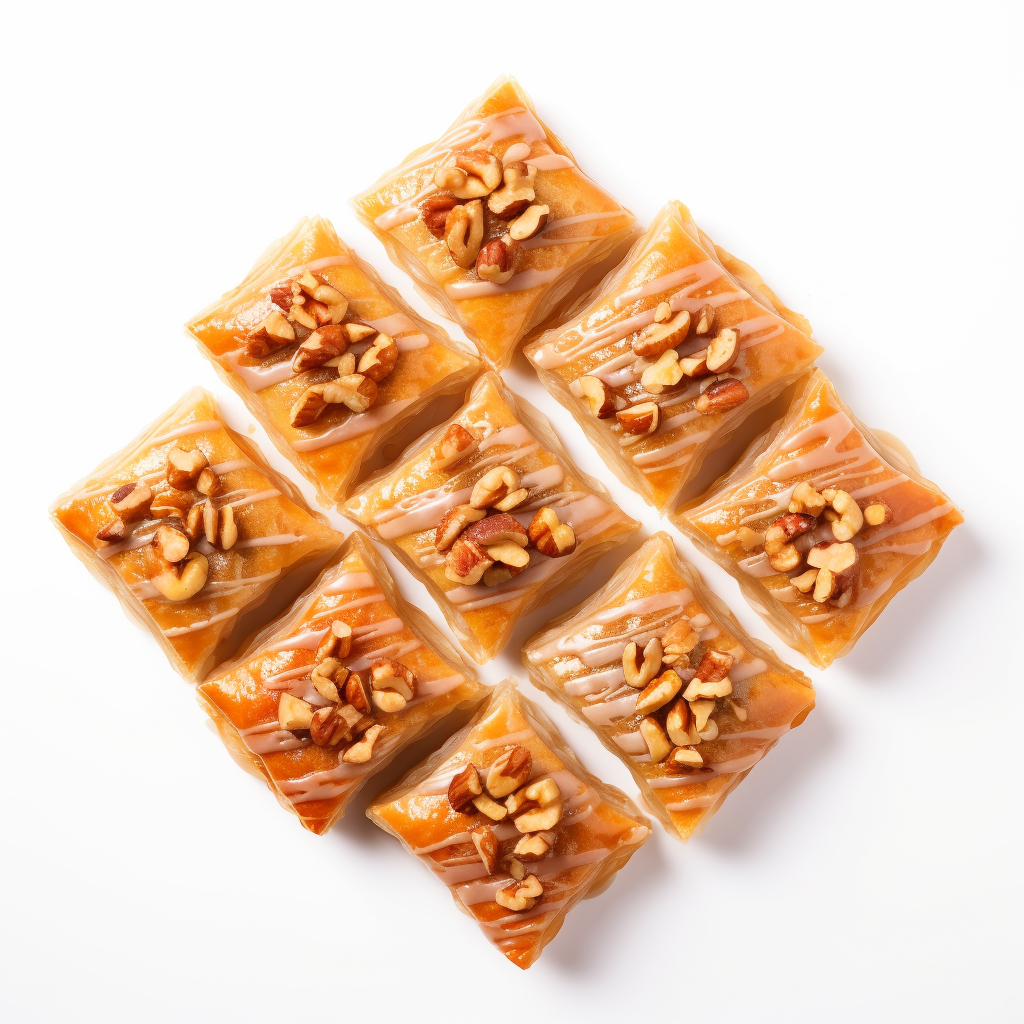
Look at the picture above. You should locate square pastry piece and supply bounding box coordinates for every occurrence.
[675,371,963,668]
[353,75,636,369]
[344,372,640,663]
[185,216,479,505]
[50,388,341,681]
[523,533,815,841]
[368,679,650,969]
[525,201,824,509]
[198,532,486,834]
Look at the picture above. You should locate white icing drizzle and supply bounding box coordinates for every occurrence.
[234,533,306,548]
[632,430,713,469]
[163,608,239,637]
[216,488,280,509]
[444,267,564,299]
[240,721,309,754]
[148,420,222,446]
[321,571,377,595]
[346,640,422,672]
[290,398,416,452]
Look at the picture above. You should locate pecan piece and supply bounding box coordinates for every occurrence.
[487,161,537,219]
[579,376,614,418]
[357,334,398,383]
[616,402,659,436]
[695,377,749,414]
[109,482,152,522]
[476,238,517,284]
[444,536,493,585]
[633,310,690,359]
[448,764,483,812]
[485,745,532,798]
[421,192,462,238]
[527,507,576,558]
[434,504,487,552]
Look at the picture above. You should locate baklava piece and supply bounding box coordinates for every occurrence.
[525,201,824,509]
[523,533,815,841]
[353,75,636,369]
[343,372,640,663]
[675,370,963,668]
[198,532,485,834]
[185,215,479,505]
[368,679,650,969]
[50,388,341,681]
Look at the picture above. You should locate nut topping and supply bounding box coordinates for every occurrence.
[639,717,671,762]
[789,482,827,516]
[150,488,191,520]
[471,825,500,875]
[370,659,416,701]
[95,518,125,544]
[486,161,537,218]
[475,238,517,284]
[513,833,554,862]
[437,150,503,199]
[463,513,529,549]
[196,467,221,497]
[695,377,749,414]
[432,423,480,470]
[513,777,562,833]
[679,350,711,378]
[668,746,704,770]
[166,446,209,490]
[508,203,549,241]
[444,535,493,585]
[633,309,691,359]
[316,618,354,662]
[470,466,521,509]
[791,568,819,594]
[311,658,346,703]
[472,794,509,821]
[372,690,408,714]
[421,192,463,238]
[641,349,685,393]
[153,525,190,564]
[827,489,864,542]
[342,722,384,763]
[292,324,349,374]
[444,199,485,268]
[289,384,330,428]
[654,301,672,323]
[218,505,238,550]
[343,672,372,715]
[278,692,314,732]
[689,699,715,734]
[527,507,576,558]
[310,705,352,747]
[110,482,152,521]
[152,553,208,602]
[806,541,858,574]
[495,875,542,912]
[357,334,398,383]
[245,310,295,358]
[863,503,891,526]
[484,541,531,568]
[616,402,659,436]
[634,669,684,716]
[323,374,378,414]
[579,376,615,418]
[694,304,715,335]
[492,488,529,512]
[448,763,483,812]
[705,328,739,373]
[665,697,694,746]
[485,745,532,798]
[435,504,487,552]
[661,620,698,657]
[622,638,663,689]
[764,512,816,572]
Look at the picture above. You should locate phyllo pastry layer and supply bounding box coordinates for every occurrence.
[186,215,479,505]
[525,200,823,509]
[674,370,964,668]
[50,387,341,682]
[523,533,815,841]
[198,532,485,834]
[343,372,639,663]
[368,679,650,969]
[353,75,636,370]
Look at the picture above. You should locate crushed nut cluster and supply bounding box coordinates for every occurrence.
[243,270,401,430]
[421,149,551,285]
[578,301,751,442]
[95,446,241,602]
[446,744,563,912]
[276,619,419,763]
[622,619,748,772]
[430,424,577,586]
[727,483,892,608]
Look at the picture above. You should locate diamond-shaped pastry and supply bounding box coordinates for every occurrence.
[50,387,341,681]
[198,532,486,834]
[368,679,650,969]
[525,201,824,509]
[343,372,640,662]
[353,75,636,370]
[523,533,815,841]
[674,370,964,668]
[186,215,479,505]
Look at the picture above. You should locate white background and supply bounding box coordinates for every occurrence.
[2,3,1021,1022]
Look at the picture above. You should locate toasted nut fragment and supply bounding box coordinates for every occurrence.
[828,489,864,541]
[323,374,378,414]
[483,563,524,586]
[196,468,221,497]
[372,689,407,713]
[665,698,694,746]
[642,349,686,394]
[152,553,208,601]
[278,692,314,732]
[343,672,371,715]
[678,350,710,377]
[792,568,819,593]
[433,422,480,470]
[290,384,330,427]
[485,541,531,568]
[662,620,699,656]
[654,301,672,323]
[634,309,691,359]
[292,324,348,373]
[527,507,577,558]
[245,310,295,358]
[183,502,204,542]
[202,499,219,546]
[493,488,529,512]
[864,503,891,526]
[434,504,487,552]
[514,833,554,862]
[444,199,484,267]
[486,745,532,798]
[465,510,531,546]
[311,658,344,703]
[95,518,125,544]
[327,352,356,375]
[471,825,500,874]
[476,238,516,284]
[470,466,521,509]
[682,675,733,701]
[505,787,539,817]
[110,482,152,522]
[444,535,493,585]
[150,488,191,520]
[622,638,663,689]
[616,402,659,436]
[695,377,749,414]
[695,304,715,335]
[316,618,354,662]
[693,649,734,684]
[668,746,704,770]
[496,876,542,913]
[689,699,716,734]
[448,763,483,812]
[813,567,838,602]
[636,669,684,716]
[764,512,816,572]
[218,505,237,550]
[508,857,526,881]
[342,322,378,345]
[453,150,503,194]
[310,705,351,747]
[508,203,550,241]
[294,270,347,309]
[706,328,739,373]
[473,794,509,821]
[166,446,209,490]
[342,722,384,763]
[639,717,672,762]
[514,786,562,833]
[421,192,462,237]
[806,541,858,574]
[370,659,416,701]
[789,481,827,516]
[357,334,398,383]
[735,526,764,551]
[487,161,537,218]
[153,525,190,564]
[579,376,614,418]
